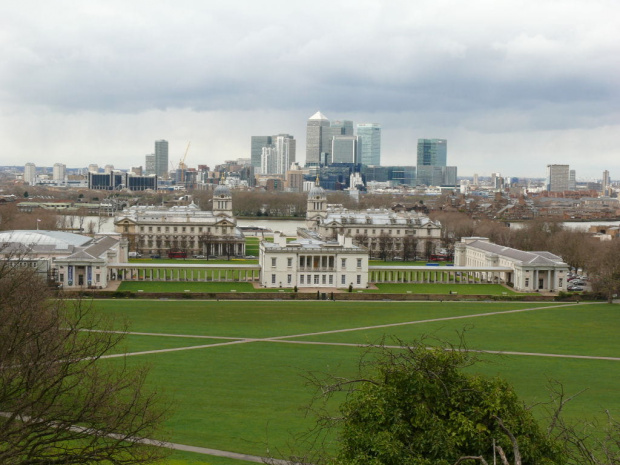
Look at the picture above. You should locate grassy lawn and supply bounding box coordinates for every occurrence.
[91,300,620,464]
[117,281,530,296]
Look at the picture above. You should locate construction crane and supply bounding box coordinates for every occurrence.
[178,142,191,184]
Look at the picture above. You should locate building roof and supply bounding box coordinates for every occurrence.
[466,240,566,266]
[309,111,329,121]
[322,210,437,227]
[115,204,236,225]
[0,230,92,250]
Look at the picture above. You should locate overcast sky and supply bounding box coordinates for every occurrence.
[1,0,618,178]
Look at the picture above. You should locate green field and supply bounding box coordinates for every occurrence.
[117,281,528,295]
[91,300,620,465]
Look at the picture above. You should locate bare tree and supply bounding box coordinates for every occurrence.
[0,260,168,464]
[586,240,620,303]
[377,233,393,261]
[402,234,418,261]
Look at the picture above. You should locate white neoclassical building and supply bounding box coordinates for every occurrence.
[0,230,126,289]
[260,232,369,289]
[114,185,245,258]
[304,180,442,259]
[454,237,569,292]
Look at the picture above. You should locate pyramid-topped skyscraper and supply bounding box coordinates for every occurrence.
[305,111,330,166]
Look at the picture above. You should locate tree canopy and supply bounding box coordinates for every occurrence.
[314,338,563,465]
[0,258,168,464]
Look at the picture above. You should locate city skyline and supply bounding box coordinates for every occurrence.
[1,1,618,178]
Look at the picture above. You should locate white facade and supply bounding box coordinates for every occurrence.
[24,163,36,185]
[260,232,369,289]
[114,188,244,257]
[454,237,569,292]
[0,230,126,289]
[53,163,66,182]
[305,182,442,259]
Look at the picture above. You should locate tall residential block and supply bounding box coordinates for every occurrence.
[154,140,169,178]
[24,163,36,185]
[602,170,611,195]
[52,163,66,182]
[305,111,330,166]
[357,123,381,166]
[546,164,570,192]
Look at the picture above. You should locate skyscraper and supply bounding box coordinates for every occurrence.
[417,139,447,167]
[154,140,169,178]
[305,111,330,166]
[24,163,36,185]
[331,136,359,164]
[416,139,456,186]
[357,123,381,166]
[273,134,296,174]
[546,164,570,192]
[251,136,272,170]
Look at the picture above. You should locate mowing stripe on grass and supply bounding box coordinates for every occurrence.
[100,339,255,359]
[102,303,608,362]
[268,340,620,362]
[264,302,586,341]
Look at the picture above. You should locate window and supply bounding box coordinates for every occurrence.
[322,275,326,284]
[272,274,276,284]
[357,275,361,284]
[174,227,178,232]
[148,226,152,232]
[271,257,277,267]
[165,227,169,232]
[525,278,530,287]
[157,227,161,232]
[314,275,319,284]
[191,227,194,232]
[559,278,563,287]
[341,258,346,268]
[287,258,292,267]
[123,226,128,233]
[357,258,362,268]
[140,227,144,232]
[59,273,64,282]
[307,274,311,283]
[96,274,101,283]
[287,274,292,284]
[182,227,186,232]
[341,275,346,285]
[329,275,333,284]
[300,275,304,284]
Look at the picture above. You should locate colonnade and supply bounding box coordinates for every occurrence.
[108,265,260,282]
[368,267,511,285]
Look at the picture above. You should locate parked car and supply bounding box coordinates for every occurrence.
[150,254,161,259]
[245,255,257,259]
[193,254,206,259]
[567,286,584,291]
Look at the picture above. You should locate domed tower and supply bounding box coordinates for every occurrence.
[213,183,233,218]
[306,176,327,230]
